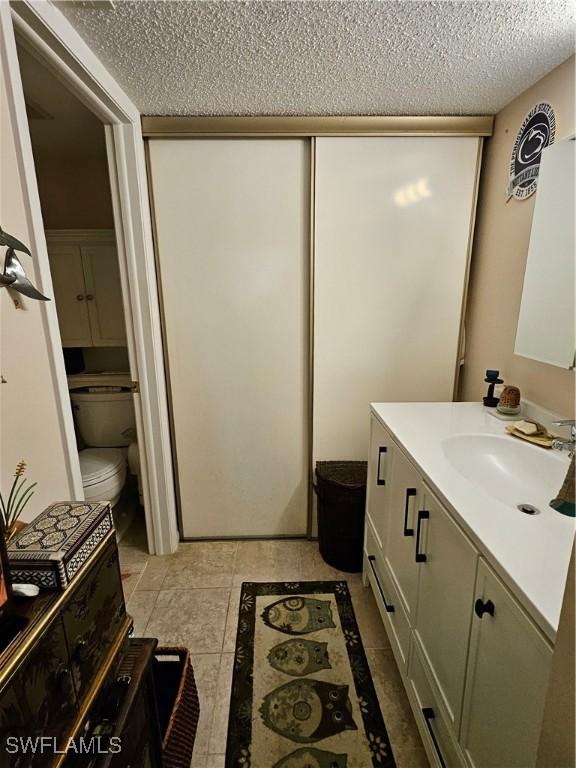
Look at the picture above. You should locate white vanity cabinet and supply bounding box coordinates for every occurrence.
[365,415,393,548]
[46,230,127,348]
[413,488,478,731]
[364,411,554,768]
[460,560,552,768]
[383,441,423,627]
[365,416,422,668]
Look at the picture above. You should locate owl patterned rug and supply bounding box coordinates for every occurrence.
[226,581,395,768]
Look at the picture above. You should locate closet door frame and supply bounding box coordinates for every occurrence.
[142,115,493,138]
[143,118,490,540]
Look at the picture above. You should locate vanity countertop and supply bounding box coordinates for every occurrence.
[371,401,574,641]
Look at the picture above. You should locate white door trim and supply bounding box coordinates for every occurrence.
[0,1,82,500]
[4,0,179,554]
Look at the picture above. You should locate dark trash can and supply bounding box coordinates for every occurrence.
[314,461,368,573]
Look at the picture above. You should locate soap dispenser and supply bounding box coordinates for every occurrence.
[483,369,503,408]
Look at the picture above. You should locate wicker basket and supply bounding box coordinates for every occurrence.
[154,646,200,768]
[315,461,368,572]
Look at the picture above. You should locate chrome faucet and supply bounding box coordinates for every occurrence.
[551,420,576,458]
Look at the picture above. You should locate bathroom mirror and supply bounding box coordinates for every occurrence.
[515,137,575,368]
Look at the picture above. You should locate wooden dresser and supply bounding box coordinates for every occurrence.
[0,531,133,767]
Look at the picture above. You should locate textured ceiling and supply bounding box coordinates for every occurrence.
[55,0,575,116]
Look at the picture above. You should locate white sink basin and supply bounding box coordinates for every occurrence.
[442,433,568,510]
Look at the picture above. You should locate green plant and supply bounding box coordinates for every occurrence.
[0,460,36,531]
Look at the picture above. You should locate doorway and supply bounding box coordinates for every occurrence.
[16,41,145,544]
[1,1,178,554]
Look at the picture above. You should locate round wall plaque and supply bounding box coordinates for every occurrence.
[507,102,556,200]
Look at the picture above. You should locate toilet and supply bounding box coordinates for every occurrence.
[78,447,127,507]
[69,376,139,507]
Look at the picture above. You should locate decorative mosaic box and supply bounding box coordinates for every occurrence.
[7,501,114,590]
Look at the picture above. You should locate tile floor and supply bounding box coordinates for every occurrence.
[119,522,428,768]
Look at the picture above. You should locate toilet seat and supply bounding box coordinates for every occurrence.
[79,448,127,507]
[79,448,125,486]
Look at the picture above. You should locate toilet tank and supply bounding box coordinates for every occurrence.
[70,389,136,447]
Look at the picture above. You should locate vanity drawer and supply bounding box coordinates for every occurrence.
[62,537,126,700]
[0,615,77,766]
[364,514,383,561]
[408,640,465,768]
[364,525,411,669]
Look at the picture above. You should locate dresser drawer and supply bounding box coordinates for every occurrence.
[0,616,77,766]
[62,538,126,701]
[407,640,465,768]
[364,520,411,670]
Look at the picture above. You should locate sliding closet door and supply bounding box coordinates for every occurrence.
[148,139,309,538]
[314,137,480,462]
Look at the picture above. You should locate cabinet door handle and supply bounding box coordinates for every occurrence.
[422,707,447,768]
[415,510,429,562]
[474,598,495,619]
[367,555,394,612]
[76,294,85,301]
[55,663,72,694]
[86,293,95,301]
[403,488,417,536]
[376,446,387,486]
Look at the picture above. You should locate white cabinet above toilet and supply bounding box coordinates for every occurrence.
[46,230,127,348]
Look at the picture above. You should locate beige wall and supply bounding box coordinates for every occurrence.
[33,152,114,230]
[17,41,114,230]
[461,57,575,415]
[465,67,575,767]
[1,50,73,520]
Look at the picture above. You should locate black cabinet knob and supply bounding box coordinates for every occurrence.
[54,663,72,694]
[75,637,89,661]
[474,598,495,618]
